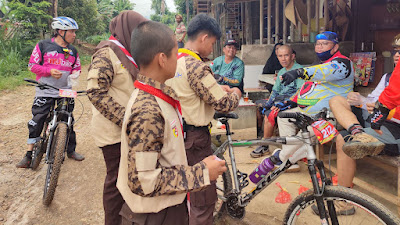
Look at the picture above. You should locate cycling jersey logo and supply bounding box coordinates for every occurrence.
[48,58,74,67]
[47,51,57,57]
[299,81,318,98]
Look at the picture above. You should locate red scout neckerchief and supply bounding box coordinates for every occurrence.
[134,80,183,135]
[109,35,138,69]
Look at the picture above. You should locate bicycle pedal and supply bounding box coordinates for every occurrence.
[236,171,249,190]
[240,180,249,190]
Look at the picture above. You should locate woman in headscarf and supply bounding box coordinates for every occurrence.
[86,10,147,225]
[262,43,283,74]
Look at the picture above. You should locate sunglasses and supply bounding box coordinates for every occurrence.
[392,49,400,55]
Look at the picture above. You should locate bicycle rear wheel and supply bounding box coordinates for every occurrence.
[213,143,233,220]
[284,185,400,225]
[31,122,49,170]
[43,123,67,206]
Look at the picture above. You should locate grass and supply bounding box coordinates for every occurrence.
[0,70,34,90]
[0,50,92,91]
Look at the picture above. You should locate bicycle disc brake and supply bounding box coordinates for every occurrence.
[226,192,245,219]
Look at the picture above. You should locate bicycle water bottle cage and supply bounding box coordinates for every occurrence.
[237,170,249,190]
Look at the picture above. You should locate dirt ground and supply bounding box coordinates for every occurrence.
[0,65,398,225]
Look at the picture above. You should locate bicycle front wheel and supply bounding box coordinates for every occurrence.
[284,185,400,225]
[43,123,67,206]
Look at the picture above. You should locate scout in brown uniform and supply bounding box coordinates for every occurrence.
[87,11,147,225]
[117,21,227,225]
[165,14,242,225]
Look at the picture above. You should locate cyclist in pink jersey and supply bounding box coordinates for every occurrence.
[17,16,84,168]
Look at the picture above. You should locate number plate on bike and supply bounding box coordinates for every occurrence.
[59,89,77,98]
[311,120,338,145]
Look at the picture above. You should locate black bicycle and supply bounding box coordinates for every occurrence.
[24,78,85,206]
[212,108,400,225]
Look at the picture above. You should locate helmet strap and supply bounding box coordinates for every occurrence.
[56,29,70,45]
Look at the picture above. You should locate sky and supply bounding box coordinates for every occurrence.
[133,0,177,19]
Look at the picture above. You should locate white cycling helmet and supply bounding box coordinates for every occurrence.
[51,17,79,30]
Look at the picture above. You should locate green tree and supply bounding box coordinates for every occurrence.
[174,0,193,23]
[58,0,101,38]
[7,0,52,39]
[113,0,133,17]
[151,0,175,29]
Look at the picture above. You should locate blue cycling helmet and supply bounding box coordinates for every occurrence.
[51,17,79,30]
[315,31,338,44]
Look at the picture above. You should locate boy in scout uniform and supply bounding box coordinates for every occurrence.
[165,14,241,225]
[117,21,227,225]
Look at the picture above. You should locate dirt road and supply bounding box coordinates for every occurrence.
[0,65,105,225]
[0,65,322,225]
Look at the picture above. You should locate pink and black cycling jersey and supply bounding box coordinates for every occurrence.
[28,38,81,97]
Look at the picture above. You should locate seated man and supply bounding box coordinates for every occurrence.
[211,39,245,93]
[329,35,400,215]
[346,34,400,129]
[274,31,354,171]
[252,45,304,158]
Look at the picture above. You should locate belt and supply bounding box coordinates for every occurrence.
[184,124,209,131]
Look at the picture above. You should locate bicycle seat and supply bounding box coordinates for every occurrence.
[214,112,239,120]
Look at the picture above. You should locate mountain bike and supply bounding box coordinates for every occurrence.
[24,78,85,206]
[212,109,400,225]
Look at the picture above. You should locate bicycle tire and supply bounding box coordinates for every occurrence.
[213,143,233,220]
[43,123,67,206]
[31,122,48,170]
[284,185,400,225]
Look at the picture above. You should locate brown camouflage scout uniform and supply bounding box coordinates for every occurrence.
[165,49,240,225]
[87,46,136,225]
[117,74,211,225]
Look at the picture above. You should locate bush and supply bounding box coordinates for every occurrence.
[0,25,38,90]
[85,32,110,45]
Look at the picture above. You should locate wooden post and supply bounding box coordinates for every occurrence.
[332,0,337,32]
[290,24,294,43]
[245,2,252,45]
[275,0,279,43]
[316,0,320,34]
[283,0,287,43]
[298,21,302,42]
[186,0,190,23]
[267,0,271,44]
[324,0,329,31]
[306,0,311,42]
[260,0,264,45]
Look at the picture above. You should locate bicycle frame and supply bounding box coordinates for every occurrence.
[213,119,334,222]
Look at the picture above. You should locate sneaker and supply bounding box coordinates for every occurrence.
[250,145,270,158]
[342,133,385,159]
[274,163,300,173]
[311,201,356,216]
[16,155,32,168]
[271,149,300,172]
[67,152,85,161]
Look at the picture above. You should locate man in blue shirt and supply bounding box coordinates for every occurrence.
[252,45,304,158]
[211,39,245,93]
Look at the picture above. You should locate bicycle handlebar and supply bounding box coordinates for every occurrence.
[24,78,86,94]
[278,108,330,130]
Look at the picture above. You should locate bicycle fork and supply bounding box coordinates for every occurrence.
[45,112,58,164]
[308,159,339,225]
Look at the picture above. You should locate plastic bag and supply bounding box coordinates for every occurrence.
[275,182,292,204]
[68,71,80,87]
[298,185,309,195]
